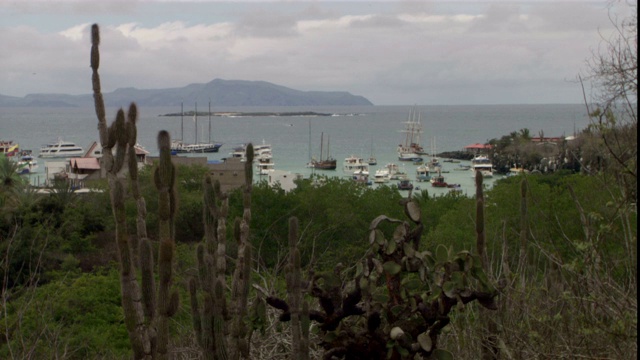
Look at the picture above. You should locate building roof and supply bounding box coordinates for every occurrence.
[71,157,101,170]
[464,143,493,149]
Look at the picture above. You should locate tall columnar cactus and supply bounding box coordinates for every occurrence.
[475,170,500,360]
[475,170,488,269]
[518,177,529,288]
[190,143,261,360]
[285,217,310,360]
[91,23,178,359]
[268,192,498,359]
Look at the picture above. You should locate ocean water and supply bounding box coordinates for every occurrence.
[0,104,591,196]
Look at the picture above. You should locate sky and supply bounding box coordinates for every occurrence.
[0,0,634,105]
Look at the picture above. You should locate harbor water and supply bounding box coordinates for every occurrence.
[0,104,591,196]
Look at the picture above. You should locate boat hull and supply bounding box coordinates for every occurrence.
[309,159,337,170]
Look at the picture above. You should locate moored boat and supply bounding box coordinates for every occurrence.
[397,106,426,161]
[373,168,390,183]
[352,169,372,185]
[397,179,414,190]
[506,167,529,177]
[171,140,222,154]
[430,173,447,187]
[416,164,431,182]
[470,155,494,179]
[38,138,84,158]
[1,140,20,157]
[343,155,369,174]
[367,137,377,165]
[256,159,275,175]
[308,132,337,170]
[386,163,408,180]
[15,152,39,174]
[171,102,223,154]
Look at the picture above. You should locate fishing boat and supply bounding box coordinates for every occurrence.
[416,164,431,182]
[38,138,84,158]
[308,132,337,170]
[470,155,494,179]
[430,174,448,187]
[397,179,414,190]
[397,106,426,161]
[430,167,447,187]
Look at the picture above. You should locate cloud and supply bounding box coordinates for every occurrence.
[0,0,629,105]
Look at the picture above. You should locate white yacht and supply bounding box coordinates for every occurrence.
[352,169,371,185]
[38,138,84,158]
[373,168,390,183]
[256,159,275,175]
[343,155,369,174]
[470,155,494,179]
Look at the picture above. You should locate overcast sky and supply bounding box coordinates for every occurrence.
[0,0,633,105]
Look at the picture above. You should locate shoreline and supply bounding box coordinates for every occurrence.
[159,111,333,117]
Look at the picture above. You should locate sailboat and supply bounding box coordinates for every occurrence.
[427,136,441,173]
[397,106,426,161]
[172,102,223,153]
[308,131,337,170]
[170,103,187,153]
[367,137,377,165]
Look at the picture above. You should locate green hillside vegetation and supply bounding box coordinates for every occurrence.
[1,14,636,359]
[0,150,635,358]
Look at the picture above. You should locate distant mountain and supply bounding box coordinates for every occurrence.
[0,79,373,107]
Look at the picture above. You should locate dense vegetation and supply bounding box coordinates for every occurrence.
[0,153,636,358]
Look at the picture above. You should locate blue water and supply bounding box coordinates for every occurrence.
[0,104,591,195]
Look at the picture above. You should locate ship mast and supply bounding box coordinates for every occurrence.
[194,102,198,144]
[320,132,324,161]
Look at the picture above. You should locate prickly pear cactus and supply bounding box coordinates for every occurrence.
[268,197,498,360]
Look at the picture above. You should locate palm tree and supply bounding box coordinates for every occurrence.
[0,154,26,205]
[519,128,532,141]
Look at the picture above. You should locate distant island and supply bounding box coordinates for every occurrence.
[0,78,373,108]
[160,111,333,117]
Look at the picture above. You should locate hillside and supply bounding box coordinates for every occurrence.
[0,79,373,107]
